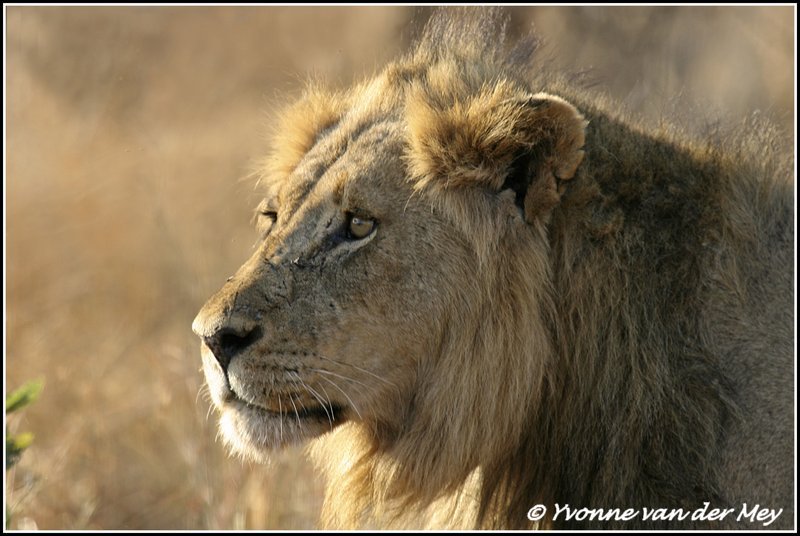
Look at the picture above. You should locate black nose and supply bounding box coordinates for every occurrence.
[203,326,263,372]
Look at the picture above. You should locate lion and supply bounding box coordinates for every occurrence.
[192,9,794,530]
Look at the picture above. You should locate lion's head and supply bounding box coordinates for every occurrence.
[192,9,585,527]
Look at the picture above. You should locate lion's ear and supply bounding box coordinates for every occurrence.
[407,85,586,222]
[500,94,586,221]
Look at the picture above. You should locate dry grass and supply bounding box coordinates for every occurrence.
[4,6,793,530]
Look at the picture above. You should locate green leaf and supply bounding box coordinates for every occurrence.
[8,432,35,451]
[6,380,44,414]
[6,432,35,469]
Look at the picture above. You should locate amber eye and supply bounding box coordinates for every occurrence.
[347,214,376,240]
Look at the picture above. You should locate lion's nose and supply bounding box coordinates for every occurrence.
[204,326,263,372]
[192,313,263,373]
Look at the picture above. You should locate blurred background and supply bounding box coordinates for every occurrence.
[5,6,794,530]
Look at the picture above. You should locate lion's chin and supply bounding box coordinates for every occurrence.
[217,397,346,461]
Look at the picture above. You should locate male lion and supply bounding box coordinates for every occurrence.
[192,9,794,530]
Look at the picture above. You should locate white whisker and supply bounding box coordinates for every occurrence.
[319,376,363,421]
[277,395,284,443]
[289,393,302,428]
[314,368,370,390]
[291,371,334,428]
[317,382,335,415]
[316,355,399,390]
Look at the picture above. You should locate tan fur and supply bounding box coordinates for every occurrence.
[193,9,793,530]
[264,84,347,180]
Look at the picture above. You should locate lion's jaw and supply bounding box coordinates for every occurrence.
[199,342,352,460]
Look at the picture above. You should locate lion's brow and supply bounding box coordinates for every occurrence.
[291,117,388,207]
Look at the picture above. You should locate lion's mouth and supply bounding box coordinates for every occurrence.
[229,393,345,423]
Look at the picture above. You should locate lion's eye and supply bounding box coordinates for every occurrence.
[256,210,277,236]
[346,214,376,240]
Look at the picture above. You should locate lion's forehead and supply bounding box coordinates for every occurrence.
[279,116,407,216]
